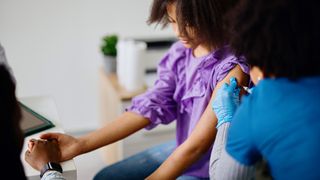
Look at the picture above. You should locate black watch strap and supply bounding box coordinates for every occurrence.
[40,162,63,178]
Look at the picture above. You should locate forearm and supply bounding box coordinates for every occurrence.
[79,111,150,154]
[148,112,217,179]
[210,123,255,180]
[148,137,215,179]
[149,66,249,179]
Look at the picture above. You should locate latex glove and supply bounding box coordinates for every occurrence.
[212,77,240,128]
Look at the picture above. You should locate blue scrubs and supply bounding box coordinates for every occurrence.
[226,77,320,180]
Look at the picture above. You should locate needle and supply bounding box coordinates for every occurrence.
[242,86,252,94]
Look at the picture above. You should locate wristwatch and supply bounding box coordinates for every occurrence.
[40,162,63,178]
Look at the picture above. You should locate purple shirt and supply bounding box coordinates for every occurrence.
[127,41,249,177]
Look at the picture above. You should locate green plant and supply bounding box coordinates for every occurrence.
[101,34,118,57]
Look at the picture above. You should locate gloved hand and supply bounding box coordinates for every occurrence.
[212,77,240,128]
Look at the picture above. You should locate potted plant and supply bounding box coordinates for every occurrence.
[100,34,118,73]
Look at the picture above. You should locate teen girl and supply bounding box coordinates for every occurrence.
[38,0,249,179]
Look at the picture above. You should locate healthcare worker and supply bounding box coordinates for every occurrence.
[209,0,320,179]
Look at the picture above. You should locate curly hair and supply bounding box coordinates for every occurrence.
[229,0,320,79]
[0,65,25,179]
[148,0,237,49]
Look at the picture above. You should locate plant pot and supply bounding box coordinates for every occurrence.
[103,56,116,74]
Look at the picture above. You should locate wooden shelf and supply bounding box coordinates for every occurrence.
[100,68,147,101]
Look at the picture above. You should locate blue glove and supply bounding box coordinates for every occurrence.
[212,77,240,128]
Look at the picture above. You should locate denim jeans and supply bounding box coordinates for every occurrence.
[94,140,209,180]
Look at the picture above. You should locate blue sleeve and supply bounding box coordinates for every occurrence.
[225,95,262,166]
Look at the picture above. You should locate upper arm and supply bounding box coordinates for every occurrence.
[185,65,249,152]
[214,65,249,99]
[147,65,250,179]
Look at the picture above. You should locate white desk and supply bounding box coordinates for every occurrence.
[20,96,77,180]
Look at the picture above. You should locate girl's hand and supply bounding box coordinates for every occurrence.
[212,77,240,128]
[39,133,84,161]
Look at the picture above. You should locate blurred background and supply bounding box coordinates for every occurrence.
[1,1,177,179]
[0,0,173,133]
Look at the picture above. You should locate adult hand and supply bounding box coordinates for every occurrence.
[212,77,240,128]
[39,133,83,161]
[25,139,61,171]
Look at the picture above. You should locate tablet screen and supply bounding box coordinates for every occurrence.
[19,102,55,136]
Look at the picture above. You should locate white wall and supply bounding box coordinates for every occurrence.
[0,0,173,132]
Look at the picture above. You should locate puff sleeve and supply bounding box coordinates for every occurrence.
[127,42,185,130]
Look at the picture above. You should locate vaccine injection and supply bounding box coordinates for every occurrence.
[242,86,253,94]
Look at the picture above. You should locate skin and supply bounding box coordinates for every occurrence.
[39,112,150,161]
[146,3,250,179]
[250,66,264,85]
[37,2,249,179]
[25,139,61,171]
[3,69,62,172]
[14,102,62,171]
[166,2,208,58]
[147,67,248,179]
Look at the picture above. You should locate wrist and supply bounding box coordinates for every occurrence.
[216,116,233,128]
[36,162,47,171]
[40,162,63,178]
[78,136,89,154]
[36,158,52,171]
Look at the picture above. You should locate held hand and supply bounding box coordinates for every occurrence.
[212,77,240,128]
[25,139,61,171]
[39,133,83,161]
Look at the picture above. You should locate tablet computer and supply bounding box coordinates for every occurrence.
[19,102,55,136]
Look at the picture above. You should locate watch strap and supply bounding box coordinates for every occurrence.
[40,162,63,178]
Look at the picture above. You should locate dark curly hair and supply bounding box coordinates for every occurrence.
[148,0,238,49]
[0,65,26,179]
[229,0,320,79]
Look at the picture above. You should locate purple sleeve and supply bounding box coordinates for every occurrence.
[127,42,183,130]
[216,56,249,84]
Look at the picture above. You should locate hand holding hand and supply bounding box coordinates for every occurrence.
[39,133,83,161]
[212,77,240,128]
[25,139,61,171]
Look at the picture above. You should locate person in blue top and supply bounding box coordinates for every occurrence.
[209,0,320,179]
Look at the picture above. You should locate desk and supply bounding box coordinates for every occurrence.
[99,68,175,164]
[20,96,77,180]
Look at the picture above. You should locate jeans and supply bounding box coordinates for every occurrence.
[94,140,209,180]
